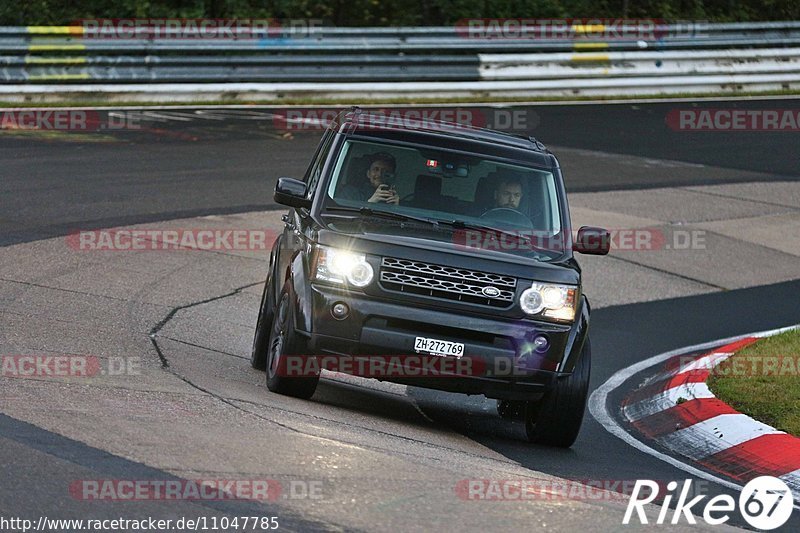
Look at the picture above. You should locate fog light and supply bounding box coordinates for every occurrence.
[533,335,549,352]
[331,302,349,320]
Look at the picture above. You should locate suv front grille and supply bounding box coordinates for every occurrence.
[379,257,517,307]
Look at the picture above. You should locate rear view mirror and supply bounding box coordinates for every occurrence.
[574,226,610,255]
[274,177,311,209]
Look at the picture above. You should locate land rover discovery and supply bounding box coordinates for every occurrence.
[251,109,609,447]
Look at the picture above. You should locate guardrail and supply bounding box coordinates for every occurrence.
[1,23,799,101]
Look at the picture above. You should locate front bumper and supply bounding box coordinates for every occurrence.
[298,283,585,401]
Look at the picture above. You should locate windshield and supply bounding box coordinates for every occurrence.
[323,138,565,260]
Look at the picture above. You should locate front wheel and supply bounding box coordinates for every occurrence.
[266,289,319,399]
[524,338,591,448]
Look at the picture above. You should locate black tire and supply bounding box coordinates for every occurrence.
[266,289,319,399]
[250,273,276,370]
[524,338,591,448]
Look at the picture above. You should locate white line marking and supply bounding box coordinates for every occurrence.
[636,350,734,384]
[588,323,800,508]
[657,414,783,460]
[781,469,800,495]
[675,352,733,374]
[140,110,195,121]
[623,382,716,422]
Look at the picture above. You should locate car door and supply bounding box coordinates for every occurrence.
[276,127,336,286]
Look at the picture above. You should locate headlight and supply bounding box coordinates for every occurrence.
[313,246,374,288]
[520,283,578,322]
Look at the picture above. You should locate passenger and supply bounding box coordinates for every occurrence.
[339,152,399,204]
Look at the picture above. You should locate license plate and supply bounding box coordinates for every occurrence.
[414,336,464,358]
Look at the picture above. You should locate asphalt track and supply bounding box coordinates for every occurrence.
[1,99,799,531]
[3,283,799,530]
[2,99,798,246]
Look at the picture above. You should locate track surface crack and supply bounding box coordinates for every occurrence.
[147,283,534,475]
[148,281,260,368]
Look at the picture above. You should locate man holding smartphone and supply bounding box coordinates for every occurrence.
[339,152,400,204]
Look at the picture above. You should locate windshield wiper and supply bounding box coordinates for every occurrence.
[437,219,549,252]
[324,208,551,253]
[324,206,441,227]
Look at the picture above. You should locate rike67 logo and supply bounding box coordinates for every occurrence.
[624,477,794,530]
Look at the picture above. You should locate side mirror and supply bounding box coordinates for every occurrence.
[574,226,610,255]
[274,177,312,209]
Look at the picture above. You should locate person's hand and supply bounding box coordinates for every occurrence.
[368,185,397,203]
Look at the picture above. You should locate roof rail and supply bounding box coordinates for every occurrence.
[340,109,547,151]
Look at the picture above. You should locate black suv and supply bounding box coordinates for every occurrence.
[251,109,609,447]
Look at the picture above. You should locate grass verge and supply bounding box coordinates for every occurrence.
[707,328,800,436]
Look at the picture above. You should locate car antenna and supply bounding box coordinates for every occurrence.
[528,136,547,150]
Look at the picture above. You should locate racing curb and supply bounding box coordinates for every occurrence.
[621,330,800,499]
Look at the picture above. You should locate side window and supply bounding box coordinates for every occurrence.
[305,130,336,198]
[301,129,330,183]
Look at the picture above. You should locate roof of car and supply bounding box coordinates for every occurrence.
[332,107,549,153]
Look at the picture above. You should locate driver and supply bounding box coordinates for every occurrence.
[339,152,399,204]
[493,175,523,210]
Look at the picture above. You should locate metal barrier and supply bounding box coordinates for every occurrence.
[1,23,799,100]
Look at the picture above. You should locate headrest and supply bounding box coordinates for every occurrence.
[473,173,498,211]
[341,154,372,187]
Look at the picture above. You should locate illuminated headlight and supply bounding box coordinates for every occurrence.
[520,283,578,322]
[313,246,374,288]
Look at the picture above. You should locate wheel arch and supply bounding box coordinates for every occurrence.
[557,294,591,374]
